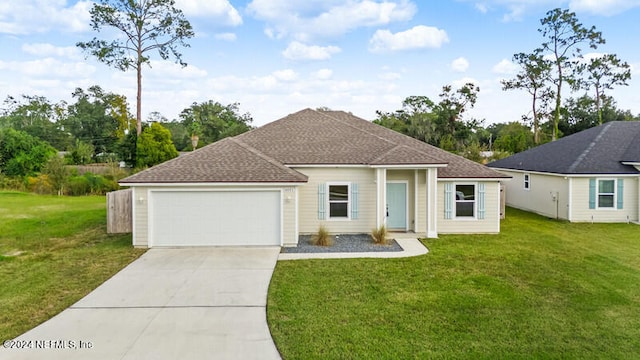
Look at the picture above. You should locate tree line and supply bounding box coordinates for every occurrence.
[374,8,637,158]
[0,86,252,195]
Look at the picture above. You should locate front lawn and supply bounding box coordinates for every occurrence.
[0,192,145,340]
[268,208,640,359]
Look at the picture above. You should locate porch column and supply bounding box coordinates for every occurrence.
[426,167,438,238]
[376,168,387,228]
[414,170,419,232]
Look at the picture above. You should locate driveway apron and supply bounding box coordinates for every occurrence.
[1,247,282,360]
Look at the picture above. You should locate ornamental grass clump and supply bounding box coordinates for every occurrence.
[312,224,333,246]
[371,225,388,245]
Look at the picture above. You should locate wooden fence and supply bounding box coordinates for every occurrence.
[107,188,132,234]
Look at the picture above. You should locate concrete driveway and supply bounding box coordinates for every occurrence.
[2,247,282,360]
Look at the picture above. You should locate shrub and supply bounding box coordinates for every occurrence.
[66,175,91,196]
[371,225,388,245]
[27,175,53,195]
[312,225,333,246]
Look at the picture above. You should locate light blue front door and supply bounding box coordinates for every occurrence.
[386,182,407,230]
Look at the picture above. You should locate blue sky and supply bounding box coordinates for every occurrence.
[1,0,639,127]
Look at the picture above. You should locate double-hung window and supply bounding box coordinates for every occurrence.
[455,184,475,218]
[524,173,530,190]
[328,183,350,219]
[597,179,615,208]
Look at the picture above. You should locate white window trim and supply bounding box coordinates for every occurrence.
[327,182,351,220]
[596,178,617,210]
[454,182,477,220]
[524,173,530,191]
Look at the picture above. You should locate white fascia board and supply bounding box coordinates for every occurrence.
[119,182,306,187]
[488,168,639,178]
[287,164,447,169]
[437,178,507,182]
[286,164,370,168]
[369,164,448,169]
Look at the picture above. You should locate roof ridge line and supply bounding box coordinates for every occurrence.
[229,137,307,180]
[321,110,452,164]
[317,110,397,146]
[568,122,612,173]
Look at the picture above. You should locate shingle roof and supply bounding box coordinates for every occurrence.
[121,108,508,184]
[120,137,308,183]
[487,121,640,175]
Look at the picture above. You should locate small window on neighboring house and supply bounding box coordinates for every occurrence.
[597,179,615,208]
[524,173,530,190]
[455,184,475,217]
[328,184,349,218]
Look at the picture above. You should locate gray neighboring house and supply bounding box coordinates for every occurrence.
[120,108,509,248]
[488,121,640,223]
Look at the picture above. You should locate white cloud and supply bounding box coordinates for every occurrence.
[175,0,242,25]
[379,71,401,80]
[21,43,81,59]
[247,0,417,40]
[273,69,298,81]
[569,0,640,16]
[475,3,489,13]
[313,69,333,80]
[369,25,449,53]
[0,0,91,35]
[282,41,341,61]
[492,59,519,75]
[451,57,470,72]
[146,61,208,79]
[214,33,237,41]
[451,77,480,89]
[0,58,96,78]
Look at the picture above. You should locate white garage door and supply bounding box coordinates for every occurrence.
[151,191,281,246]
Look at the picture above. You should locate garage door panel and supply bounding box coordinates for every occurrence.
[151,191,281,246]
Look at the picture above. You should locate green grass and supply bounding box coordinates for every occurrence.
[267,208,640,359]
[0,191,145,340]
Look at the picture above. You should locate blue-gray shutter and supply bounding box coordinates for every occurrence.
[588,178,596,209]
[617,178,624,209]
[444,183,453,219]
[478,183,486,219]
[351,183,359,219]
[318,183,326,220]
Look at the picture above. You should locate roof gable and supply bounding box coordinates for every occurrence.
[120,137,308,183]
[488,121,640,174]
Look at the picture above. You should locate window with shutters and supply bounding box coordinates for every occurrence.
[455,184,476,218]
[328,183,350,219]
[597,179,615,209]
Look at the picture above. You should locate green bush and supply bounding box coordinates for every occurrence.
[65,172,119,196]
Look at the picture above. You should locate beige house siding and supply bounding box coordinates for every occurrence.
[437,181,501,233]
[570,177,640,222]
[497,170,570,220]
[294,167,377,234]
[132,187,149,248]
[282,187,298,246]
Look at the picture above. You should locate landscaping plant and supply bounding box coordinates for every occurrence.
[311,224,333,246]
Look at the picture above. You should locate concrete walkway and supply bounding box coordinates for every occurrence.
[1,247,282,360]
[278,238,428,260]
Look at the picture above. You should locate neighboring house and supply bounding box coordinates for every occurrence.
[120,109,509,248]
[488,121,640,223]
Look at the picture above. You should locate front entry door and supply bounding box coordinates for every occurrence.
[386,182,407,230]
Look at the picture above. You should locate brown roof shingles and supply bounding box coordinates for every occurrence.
[121,108,507,184]
[120,137,308,183]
